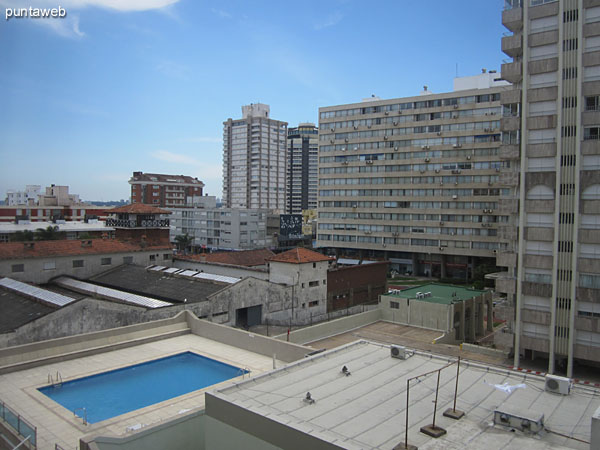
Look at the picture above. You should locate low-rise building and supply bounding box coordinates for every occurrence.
[129,172,205,208]
[381,283,493,343]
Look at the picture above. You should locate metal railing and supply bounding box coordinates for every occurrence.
[0,400,36,448]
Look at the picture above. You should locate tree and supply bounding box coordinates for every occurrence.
[175,234,193,254]
[34,225,64,241]
[10,230,34,242]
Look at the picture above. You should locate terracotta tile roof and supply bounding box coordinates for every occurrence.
[0,240,171,260]
[267,247,333,264]
[178,248,275,267]
[108,204,172,215]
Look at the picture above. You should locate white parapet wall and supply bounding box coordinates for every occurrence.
[274,308,382,345]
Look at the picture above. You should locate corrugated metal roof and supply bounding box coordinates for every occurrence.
[54,277,172,309]
[163,267,181,274]
[192,272,240,284]
[0,277,76,307]
[148,265,167,271]
[337,258,360,265]
[178,270,198,277]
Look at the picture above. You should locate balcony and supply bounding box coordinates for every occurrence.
[498,198,519,214]
[502,33,522,57]
[499,144,520,160]
[502,6,523,32]
[501,116,520,131]
[501,61,522,83]
[106,218,170,228]
[501,88,521,105]
[527,114,557,130]
[496,251,517,268]
[528,30,558,47]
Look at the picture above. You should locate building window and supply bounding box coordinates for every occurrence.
[72,260,84,268]
[313,262,316,268]
[309,280,319,287]
[43,261,56,271]
[584,127,600,140]
[585,96,599,112]
[11,264,24,273]
[101,257,112,266]
[390,301,399,309]
[123,256,133,264]
[150,255,156,262]
[301,282,305,288]
[163,253,171,260]
[309,300,319,307]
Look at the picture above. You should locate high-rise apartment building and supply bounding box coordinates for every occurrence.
[498,0,600,376]
[222,104,288,211]
[129,172,205,208]
[286,123,318,214]
[316,75,511,279]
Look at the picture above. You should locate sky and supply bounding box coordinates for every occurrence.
[0,0,506,202]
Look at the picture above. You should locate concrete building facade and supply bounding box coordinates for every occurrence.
[286,123,319,214]
[222,103,288,210]
[129,172,205,208]
[5,185,40,206]
[496,0,600,376]
[316,78,512,278]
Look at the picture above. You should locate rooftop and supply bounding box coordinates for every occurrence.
[388,283,486,304]
[0,239,170,260]
[108,203,172,215]
[129,172,204,186]
[0,221,113,233]
[0,287,58,333]
[211,340,599,449]
[87,264,228,303]
[178,248,274,267]
[268,247,333,264]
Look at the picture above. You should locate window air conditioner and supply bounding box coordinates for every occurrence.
[393,121,398,126]
[467,155,471,160]
[452,195,458,200]
[390,345,407,359]
[544,374,571,395]
[425,157,430,162]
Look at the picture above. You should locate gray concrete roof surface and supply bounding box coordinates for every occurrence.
[87,264,227,303]
[213,340,598,450]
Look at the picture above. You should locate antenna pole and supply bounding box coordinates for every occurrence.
[453,356,460,412]
[405,379,410,449]
[432,370,441,428]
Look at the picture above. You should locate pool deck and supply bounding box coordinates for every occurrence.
[0,334,281,450]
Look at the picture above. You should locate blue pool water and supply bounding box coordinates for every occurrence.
[38,352,246,424]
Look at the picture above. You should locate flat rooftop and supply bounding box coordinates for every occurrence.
[211,340,598,449]
[389,283,486,304]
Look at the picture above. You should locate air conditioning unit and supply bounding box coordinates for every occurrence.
[453,104,459,109]
[440,182,444,185]
[342,161,348,165]
[365,230,371,235]
[453,144,462,148]
[384,111,389,115]
[367,125,372,129]
[489,209,494,214]
[439,246,444,251]
[467,155,471,160]
[452,195,458,200]
[391,345,407,359]
[392,232,399,237]
[393,121,399,126]
[330,127,335,132]
[437,131,442,136]
[545,374,571,395]
[330,139,335,143]
[366,160,374,164]
[341,147,346,151]
[435,169,440,173]
[398,110,402,114]
[493,409,544,434]
[440,221,444,225]
[422,145,429,150]
[345,138,349,142]
[384,135,389,140]
[425,157,430,162]
[354,126,358,130]
[394,147,399,151]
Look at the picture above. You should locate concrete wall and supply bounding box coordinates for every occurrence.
[0,312,190,373]
[380,295,451,332]
[172,258,269,280]
[187,314,309,363]
[0,297,217,348]
[204,415,281,450]
[274,308,381,345]
[82,411,205,450]
[592,405,600,450]
[0,251,172,284]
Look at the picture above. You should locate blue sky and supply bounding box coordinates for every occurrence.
[0,0,505,201]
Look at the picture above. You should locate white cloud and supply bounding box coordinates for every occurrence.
[313,11,343,30]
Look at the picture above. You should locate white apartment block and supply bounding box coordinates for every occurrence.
[497,0,600,376]
[5,185,40,206]
[316,79,512,279]
[222,103,287,211]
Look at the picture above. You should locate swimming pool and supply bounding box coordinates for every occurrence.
[38,352,246,424]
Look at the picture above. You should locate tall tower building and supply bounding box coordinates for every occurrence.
[499,0,600,376]
[316,75,511,278]
[286,123,319,214]
[222,104,288,211]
